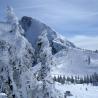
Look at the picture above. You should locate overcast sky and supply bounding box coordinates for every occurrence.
[0,0,98,50]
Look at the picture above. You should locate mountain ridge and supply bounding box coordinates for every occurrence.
[20,16,76,54]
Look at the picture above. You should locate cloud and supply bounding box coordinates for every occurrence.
[68,35,98,50]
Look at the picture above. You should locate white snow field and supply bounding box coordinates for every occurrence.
[0,93,7,98]
[55,82,98,98]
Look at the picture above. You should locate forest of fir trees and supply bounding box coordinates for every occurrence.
[53,72,98,86]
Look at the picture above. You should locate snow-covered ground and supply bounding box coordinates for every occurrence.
[52,48,98,76]
[55,82,98,98]
[0,93,7,98]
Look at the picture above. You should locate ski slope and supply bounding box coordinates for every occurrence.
[55,82,98,98]
[52,48,98,76]
[0,93,7,98]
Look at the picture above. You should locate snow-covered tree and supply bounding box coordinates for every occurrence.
[37,30,52,78]
[35,30,62,98]
[88,56,90,65]
[6,6,24,35]
[36,30,52,98]
[6,6,18,25]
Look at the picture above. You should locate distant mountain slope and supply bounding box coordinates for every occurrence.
[52,48,98,76]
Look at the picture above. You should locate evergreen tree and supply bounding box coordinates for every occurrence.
[88,56,90,65]
[86,75,90,84]
[66,76,70,83]
[6,6,18,25]
[95,50,98,53]
[74,76,78,84]
[56,76,59,83]
[59,75,62,83]
[92,72,98,85]
[37,30,52,98]
[83,76,87,83]
[80,77,84,84]
[89,75,93,84]
[70,76,74,83]
[53,76,57,82]
[60,76,65,84]
[6,6,24,35]
[36,30,62,98]
[62,76,65,84]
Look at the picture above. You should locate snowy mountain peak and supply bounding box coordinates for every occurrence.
[20,16,98,76]
[20,16,76,53]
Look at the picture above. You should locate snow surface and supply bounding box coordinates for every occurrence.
[52,48,98,76]
[55,82,98,98]
[0,93,7,98]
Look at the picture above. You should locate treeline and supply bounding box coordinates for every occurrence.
[53,72,98,85]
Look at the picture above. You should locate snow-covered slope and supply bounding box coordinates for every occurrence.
[0,93,7,98]
[52,48,98,76]
[55,83,98,98]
